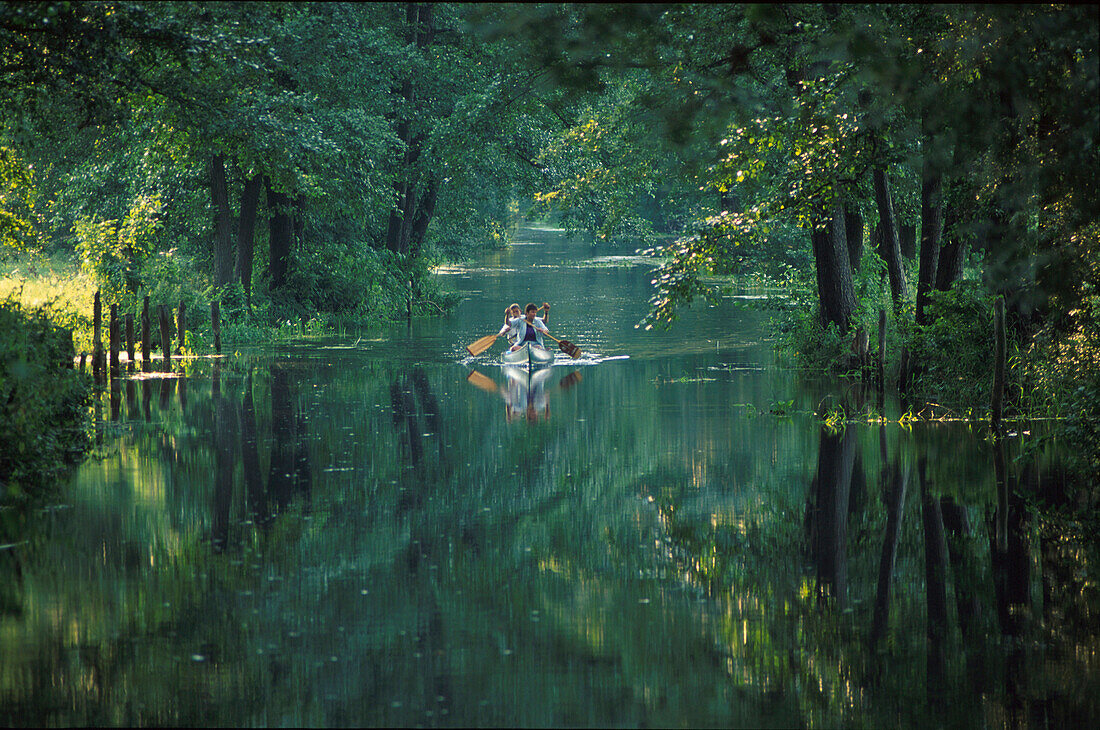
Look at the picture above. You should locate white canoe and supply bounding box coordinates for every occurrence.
[502,341,554,367]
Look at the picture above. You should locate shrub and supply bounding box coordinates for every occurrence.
[0,297,90,502]
[906,282,1012,410]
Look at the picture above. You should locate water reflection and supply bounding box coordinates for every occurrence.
[466,366,584,423]
[1,228,1097,726]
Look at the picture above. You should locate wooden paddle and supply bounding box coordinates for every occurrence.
[465,333,498,357]
[542,332,582,358]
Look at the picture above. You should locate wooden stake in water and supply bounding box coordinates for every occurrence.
[93,290,103,383]
[177,301,186,355]
[125,313,135,366]
[991,296,1006,429]
[159,304,172,369]
[142,296,151,373]
[877,308,886,389]
[211,300,222,354]
[109,304,120,377]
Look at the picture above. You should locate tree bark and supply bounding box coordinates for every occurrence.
[916,166,944,325]
[899,223,917,261]
[408,175,439,259]
[209,154,235,288]
[386,4,437,256]
[809,205,857,334]
[266,179,293,290]
[235,173,263,306]
[935,201,966,292]
[844,206,863,273]
[872,168,910,310]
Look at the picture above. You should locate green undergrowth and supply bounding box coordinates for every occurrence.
[0,297,91,503]
[1,247,458,356]
[773,263,1100,486]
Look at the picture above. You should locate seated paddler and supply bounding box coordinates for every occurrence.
[502,301,549,346]
[498,302,549,352]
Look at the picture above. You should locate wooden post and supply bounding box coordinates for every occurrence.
[992,296,1006,429]
[211,300,222,354]
[109,304,120,377]
[125,313,135,366]
[142,296,151,373]
[159,304,172,369]
[856,327,869,377]
[92,290,103,383]
[877,308,887,388]
[176,301,186,355]
[898,346,911,394]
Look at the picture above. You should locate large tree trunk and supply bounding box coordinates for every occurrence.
[935,201,966,293]
[235,173,263,307]
[916,166,944,325]
[386,4,437,256]
[899,223,917,261]
[844,206,864,273]
[872,168,910,310]
[209,154,235,288]
[408,175,439,259]
[266,179,293,290]
[810,205,857,334]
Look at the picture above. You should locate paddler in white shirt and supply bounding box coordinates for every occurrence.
[498,302,550,351]
[500,301,549,346]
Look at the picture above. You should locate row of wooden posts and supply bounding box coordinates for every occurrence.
[85,290,222,383]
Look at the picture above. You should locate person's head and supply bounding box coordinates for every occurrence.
[525,303,538,321]
[509,303,521,318]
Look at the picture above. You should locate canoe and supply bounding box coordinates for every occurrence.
[502,341,554,368]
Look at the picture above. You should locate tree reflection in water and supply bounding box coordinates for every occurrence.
[0,354,1096,727]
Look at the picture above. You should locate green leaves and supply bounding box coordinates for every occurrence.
[74,194,163,305]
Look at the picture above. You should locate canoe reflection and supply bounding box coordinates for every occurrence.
[465,366,582,423]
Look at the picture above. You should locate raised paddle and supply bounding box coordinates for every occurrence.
[542,332,582,358]
[465,333,498,357]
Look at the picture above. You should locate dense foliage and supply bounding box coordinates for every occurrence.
[1,2,1098,478]
[0,2,556,335]
[0,298,89,501]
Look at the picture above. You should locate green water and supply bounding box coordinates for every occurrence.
[1,228,1096,727]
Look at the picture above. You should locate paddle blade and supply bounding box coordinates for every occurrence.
[466,370,498,393]
[557,339,582,358]
[466,334,497,356]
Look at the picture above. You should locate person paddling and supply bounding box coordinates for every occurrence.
[503,302,549,346]
[499,302,550,352]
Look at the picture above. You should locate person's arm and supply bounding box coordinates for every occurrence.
[497,322,510,336]
[540,302,550,325]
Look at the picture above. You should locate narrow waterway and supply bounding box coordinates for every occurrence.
[1,227,1096,727]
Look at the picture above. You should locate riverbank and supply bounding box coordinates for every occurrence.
[0,250,460,358]
[767,268,1100,491]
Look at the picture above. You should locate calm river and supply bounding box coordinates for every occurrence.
[1,227,1096,727]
